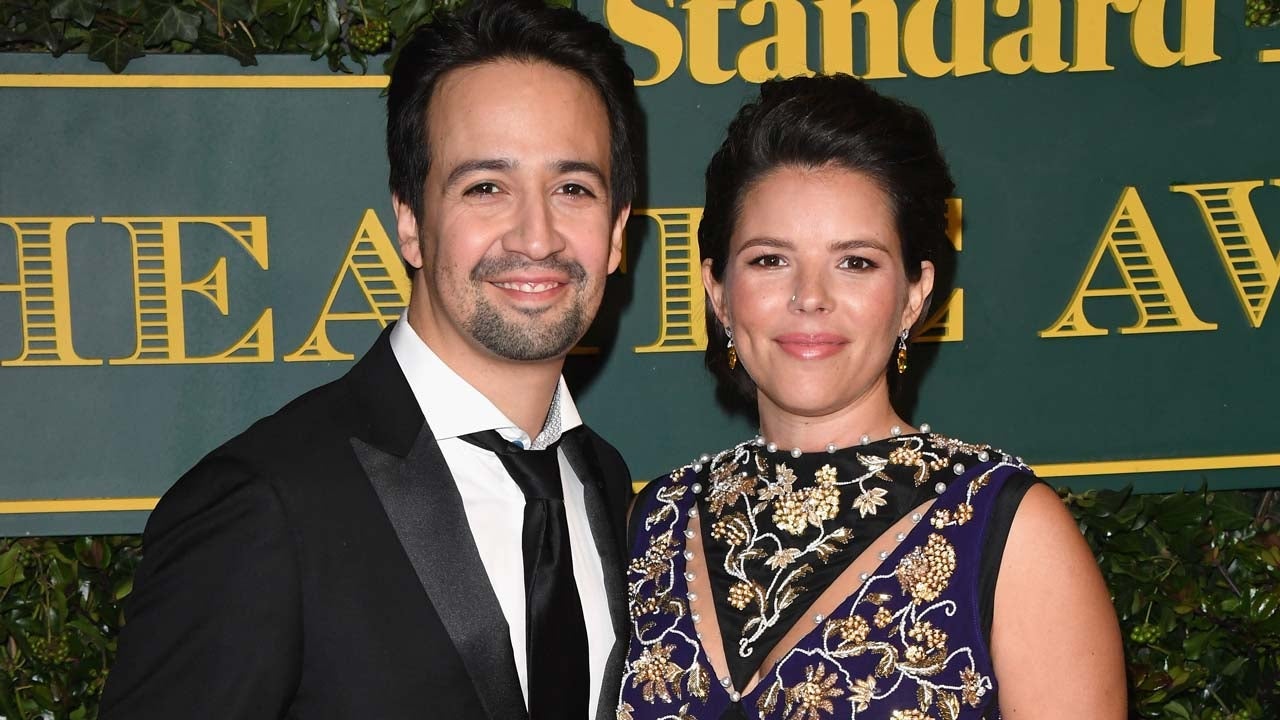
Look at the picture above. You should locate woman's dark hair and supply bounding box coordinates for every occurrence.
[387,0,640,224]
[700,74,956,400]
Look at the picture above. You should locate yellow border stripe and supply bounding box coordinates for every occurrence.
[630,452,1280,493]
[0,74,387,89]
[1260,49,1280,63]
[1033,452,1280,478]
[0,497,158,515]
[3,453,1279,515]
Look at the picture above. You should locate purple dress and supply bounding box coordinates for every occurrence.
[619,434,1029,720]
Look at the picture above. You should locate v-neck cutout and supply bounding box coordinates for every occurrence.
[683,494,941,699]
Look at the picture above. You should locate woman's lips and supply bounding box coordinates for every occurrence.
[774,333,848,360]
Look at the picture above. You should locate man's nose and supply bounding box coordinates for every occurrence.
[502,196,566,260]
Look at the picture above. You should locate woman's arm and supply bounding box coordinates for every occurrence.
[991,483,1127,719]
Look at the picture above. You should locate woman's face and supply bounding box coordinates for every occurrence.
[703,165,934,426]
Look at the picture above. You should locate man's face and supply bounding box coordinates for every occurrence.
[395,59,627,366]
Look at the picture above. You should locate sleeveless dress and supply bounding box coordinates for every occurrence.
[619,434,1032,720]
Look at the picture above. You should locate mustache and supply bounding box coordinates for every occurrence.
[470,254,588,285]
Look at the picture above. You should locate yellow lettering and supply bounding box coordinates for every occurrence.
[990,0,1070,74]
[917,198,965,342]
[815,0,905,79]
[1041,187,1216,337]
[605,0,684,86]
[902,0,990,78]
[105,216,273,364]
[1171,180,1280,327]
[0,217,101,366]
[683,0,737,84]
[1131,0,1219,68]
[634,208,708,353]
[736,0,811,82]
[285,210,410,362]
[1070,0,1139,72]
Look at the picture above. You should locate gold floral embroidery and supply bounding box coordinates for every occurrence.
[895,534,958,603]
[960,667,982,707]
[849,675,877,711]
[852,486,890,517]
[628,529,677,583]
[766,548,802,569]
[707,464,755,515]
[783,664,844,720]
[624,436,1022,718]
[828,614,871,645]
[908,620,948,650]
[874,605,895,628]
[632,643,683,703]
[728,580,760,610]
[773,481,841,535]
[711,513,750,545]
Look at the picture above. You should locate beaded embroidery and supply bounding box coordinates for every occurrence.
[621,433,1029,720]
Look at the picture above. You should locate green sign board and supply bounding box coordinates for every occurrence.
[2,0,1279,536]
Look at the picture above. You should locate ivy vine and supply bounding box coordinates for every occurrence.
[0,0,569,74]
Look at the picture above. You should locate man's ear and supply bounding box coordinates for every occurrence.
[607,204,631,274]
[393,196,424,270]
[702,259,728,328]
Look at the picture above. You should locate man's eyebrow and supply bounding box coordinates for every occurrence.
[554,160,608,186]
[443,158,515,190]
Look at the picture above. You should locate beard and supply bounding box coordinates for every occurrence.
[463,254,593,361]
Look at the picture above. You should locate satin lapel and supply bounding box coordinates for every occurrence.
[561,431,628,720]
[354,425,528,720]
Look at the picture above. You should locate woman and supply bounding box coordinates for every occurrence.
[620,75,1125,720]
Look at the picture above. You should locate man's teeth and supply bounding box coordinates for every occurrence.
[495,281,559,293]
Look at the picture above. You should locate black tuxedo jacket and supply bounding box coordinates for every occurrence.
[99,326,633,720]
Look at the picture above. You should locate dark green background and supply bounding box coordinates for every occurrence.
[1,1,1278,535]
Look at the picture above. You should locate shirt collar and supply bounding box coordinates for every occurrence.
[389,312,582,449]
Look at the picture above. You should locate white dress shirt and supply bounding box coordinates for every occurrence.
[389,314,612,717]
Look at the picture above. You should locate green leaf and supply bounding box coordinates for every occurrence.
[49,0,99,27]
[144,4,199,45]
[217,0,254,23]
[100,0,141,15]
[1163,700,1191,720]
[87,30,144,72]
[0,545,24,588]
[1221,656,1248,676]
[311,0,339,58]
[195,29,257,66]
[1210,492,1258,531]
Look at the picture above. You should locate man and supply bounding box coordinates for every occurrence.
[99,1,640,718]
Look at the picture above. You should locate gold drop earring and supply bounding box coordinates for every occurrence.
[726,326,738,370]
[896,329,909,374]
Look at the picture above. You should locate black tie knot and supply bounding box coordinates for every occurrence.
[460,430,563,500]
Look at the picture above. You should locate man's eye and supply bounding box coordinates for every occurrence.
[559,183,595,197]
[465,182,500,195]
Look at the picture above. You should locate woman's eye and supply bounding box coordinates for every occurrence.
[748,254,787,268]
[839,256,875,270]
[464,182,500,196]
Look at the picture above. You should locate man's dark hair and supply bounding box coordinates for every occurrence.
[387,0,640,223]
[699,74,956,400]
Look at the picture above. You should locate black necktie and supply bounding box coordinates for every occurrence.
[460,430,590,719]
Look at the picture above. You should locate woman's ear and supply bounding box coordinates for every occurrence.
[903,260,936,331]
[702,259,729,328]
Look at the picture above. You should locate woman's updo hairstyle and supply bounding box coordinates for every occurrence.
[699,74,956,400]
